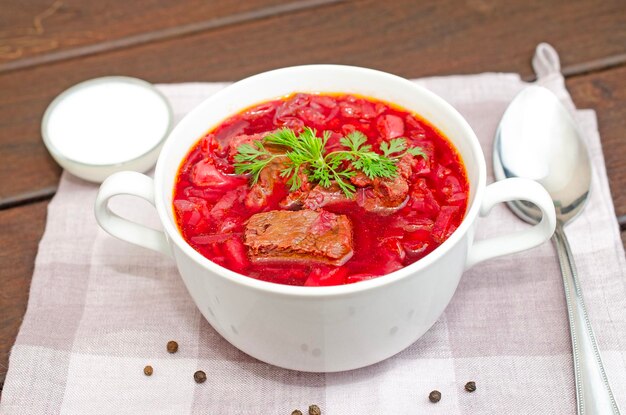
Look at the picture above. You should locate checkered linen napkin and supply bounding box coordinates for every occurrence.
[2,46,625,414]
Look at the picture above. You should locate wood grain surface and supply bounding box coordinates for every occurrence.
[0,202,48,387]
[0,0,338,72]
[567,66,626,228]
[0,0,624,391]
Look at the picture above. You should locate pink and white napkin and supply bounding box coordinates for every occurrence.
[1,45,625,414]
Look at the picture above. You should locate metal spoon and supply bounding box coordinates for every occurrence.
[493,85,620,415]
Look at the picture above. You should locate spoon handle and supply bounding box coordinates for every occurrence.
[553,224,621,415]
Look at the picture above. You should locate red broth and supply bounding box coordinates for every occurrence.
[173,93,469,286]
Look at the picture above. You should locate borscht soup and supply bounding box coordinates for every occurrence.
[173,93,469,286]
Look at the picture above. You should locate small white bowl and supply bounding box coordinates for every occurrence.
[42,76,173,183]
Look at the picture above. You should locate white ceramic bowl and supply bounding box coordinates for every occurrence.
[95,65,556,372]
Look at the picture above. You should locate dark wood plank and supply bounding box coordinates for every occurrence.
[1,0,625,204]
[1,0,625,77]
[567,65,626,245]
[0,201,48,388]
[0,0,314,71]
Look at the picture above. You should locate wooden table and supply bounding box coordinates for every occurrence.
[1,0,624,391]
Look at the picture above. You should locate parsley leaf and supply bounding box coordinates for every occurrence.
[380,138,407,157]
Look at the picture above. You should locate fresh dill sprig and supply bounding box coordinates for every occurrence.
[234,127,426,197]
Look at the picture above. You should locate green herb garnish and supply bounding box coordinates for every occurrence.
[234,127,426,198]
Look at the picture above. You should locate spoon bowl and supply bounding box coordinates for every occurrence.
[494,85,591,224]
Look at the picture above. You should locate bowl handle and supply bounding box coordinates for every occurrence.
[465,178,556,269]
[94,171,172,258]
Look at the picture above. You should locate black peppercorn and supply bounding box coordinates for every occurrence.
[194,370,207,383]
[291,411,303,415]
[143,365,153,376]
[308,404,322,415]
[167,340,179,353]
[429,390,441,403]
[465,381,476,392]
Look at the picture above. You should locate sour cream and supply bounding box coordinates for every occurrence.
[42,77,172,182]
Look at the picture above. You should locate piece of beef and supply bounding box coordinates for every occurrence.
[352,152,417,215]
[279,190,307,210]
[244,210,353,266]
[396,154,416,179]
[350,171,372,187]
[356,174,410,216]
[244,156,288,210]
[280,181,352,211]
[349,154,415,189]
[303,183,351,210]
[278,168,313,210]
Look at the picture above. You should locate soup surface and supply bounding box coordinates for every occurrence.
[173,93,469,286]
